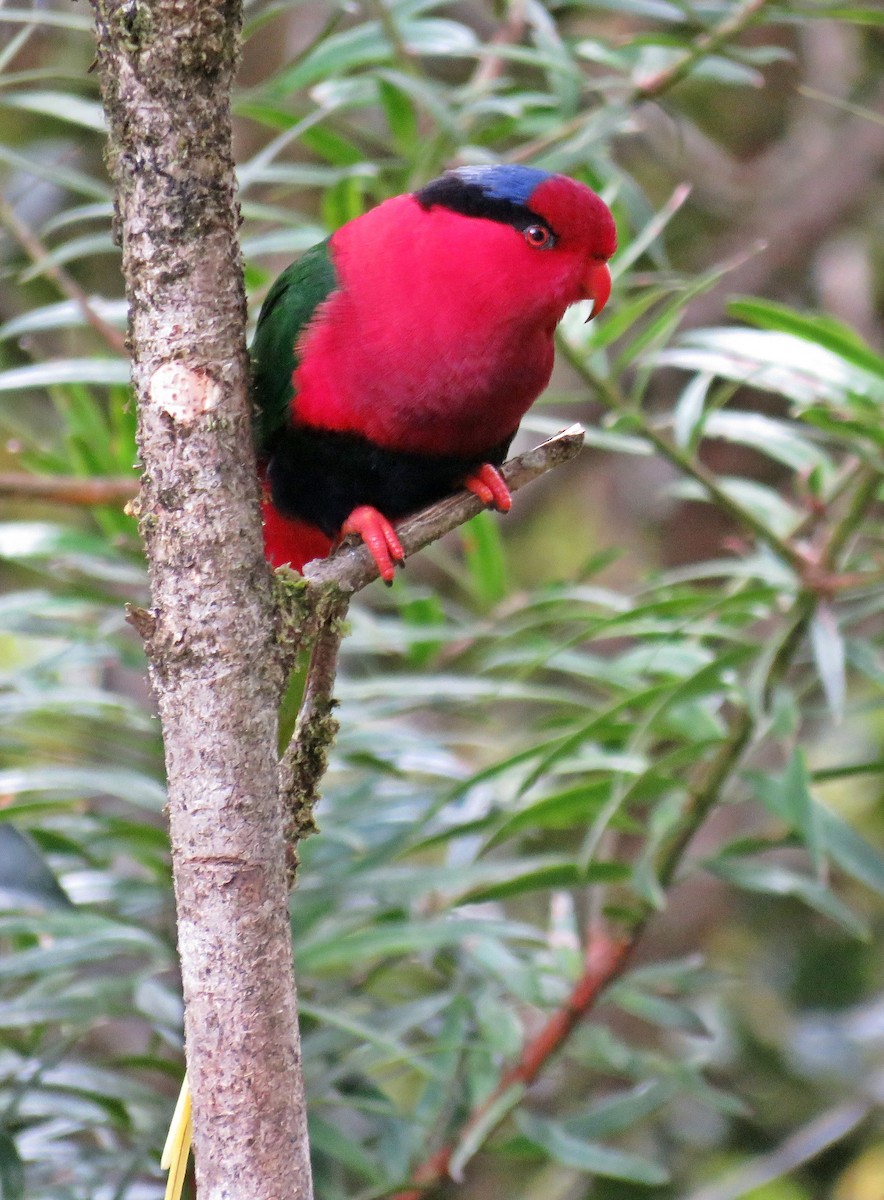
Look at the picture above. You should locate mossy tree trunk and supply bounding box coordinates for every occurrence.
[88,3,313,1197]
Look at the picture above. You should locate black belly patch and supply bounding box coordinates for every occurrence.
[266,423,516,537]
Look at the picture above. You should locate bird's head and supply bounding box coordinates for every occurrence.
[415,165,617,322]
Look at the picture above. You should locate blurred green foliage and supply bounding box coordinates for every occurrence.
[0,0,883,1198]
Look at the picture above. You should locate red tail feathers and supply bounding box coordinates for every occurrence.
[261,497,333,572]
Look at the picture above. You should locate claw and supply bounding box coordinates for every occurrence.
[341,505,405,584]
[465,463,512,512]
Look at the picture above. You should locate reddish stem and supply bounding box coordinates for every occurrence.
[393,933,634,1199]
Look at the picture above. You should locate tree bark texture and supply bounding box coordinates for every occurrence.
[89,4,312,1199]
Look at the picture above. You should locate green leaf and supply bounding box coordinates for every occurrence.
[0,144,110,200]
[395,589,447,668]
[0,986,135,1029]
[0,7,94,29]
[814,807,884,898]
[749,751,824,873]
[412,996,472,1134]
[486,779,612,844]
[379,77,419,153]
[729,297,884,380]
[460,860,628,903]
[300,996,447,1077]
[817,5,884,22]
[525,410,651,456]
[673,372,713,450]
[450,1085,526,1180]
[308,1113,383,1182]
[704,856,868,938]
[0,926,165,981]
[517,1112,669,1184]
[270,18,477,94]
[612,182,690,277]
[583,286,672,353]
[376,67,460,137]
[0,360,130,392]
[460,511,508,608]
[296,918,542,973]
[0,825,72,910]
[570,0,685,19]
[237,109,336,191]
[671,476,802,537]
[0,522,145,587]
[19,233,119,282]
[657,328,884,411]
[300,125,365,168]
[0,765,165,810]
[269,23,394,92]
[608,985,710,1036]
[474,990,524,1061]
[0,298,127,340]
[0,90,106,130]
[621,954,711,993]
[0,1131,25,1200]
[702,410,831,475]
[685,54,765,88]
[562,1080,677,1139]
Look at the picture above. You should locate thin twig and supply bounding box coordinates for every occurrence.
[633,0,772,100]
[0,194,128,356]
[510,0,773,164]
[0,472,137,505]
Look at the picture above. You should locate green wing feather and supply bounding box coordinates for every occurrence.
[251,237,338,457]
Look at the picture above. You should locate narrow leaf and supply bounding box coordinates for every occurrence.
[450,1085,525,1181]
[518,1112,669,1184]
[705,857,868,938]
[0,1131,25,1200]
[749,751,823,872]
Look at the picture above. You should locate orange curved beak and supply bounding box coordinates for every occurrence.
[584,261,612,321]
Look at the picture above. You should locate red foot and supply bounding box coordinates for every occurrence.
[341,505,405,585]
[465,463,512,512]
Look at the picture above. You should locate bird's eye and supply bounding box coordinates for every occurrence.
[524,224,554,249]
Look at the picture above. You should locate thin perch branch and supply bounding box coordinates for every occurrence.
[304,425,586,593]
